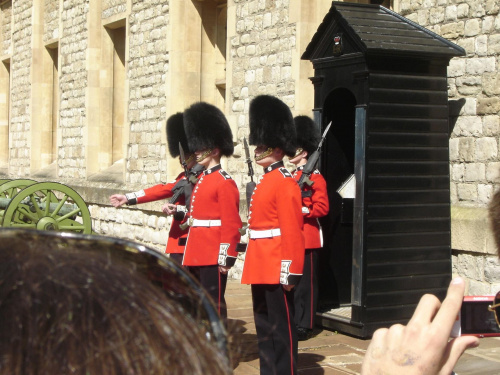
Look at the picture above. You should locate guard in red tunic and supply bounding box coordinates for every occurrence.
[182,102,242,320]
[290,115,330,341]
[241,95,305,375]
[109,113,202,265]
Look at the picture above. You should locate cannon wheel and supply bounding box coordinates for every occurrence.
[0,179,37,198]
[0,179,37,225]
[2,182,92,234]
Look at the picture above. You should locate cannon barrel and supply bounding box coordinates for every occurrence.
[0,198,79,217]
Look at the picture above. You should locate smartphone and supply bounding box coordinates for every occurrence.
[452,296,500,338]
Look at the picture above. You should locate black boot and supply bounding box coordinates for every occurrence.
[297,327,313,341]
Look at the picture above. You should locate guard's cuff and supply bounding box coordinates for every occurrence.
[217,243,236,267]
[302,207,310,214]
[125,190,145,205]
[279,260,302,285]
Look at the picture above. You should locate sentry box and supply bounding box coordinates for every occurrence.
[302,3,465,338]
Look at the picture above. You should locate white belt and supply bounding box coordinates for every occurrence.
[249,228,281,239]
[190,219,221,227]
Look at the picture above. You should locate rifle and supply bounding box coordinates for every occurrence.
[169,143,203,206]
[168,164,204,205]
[243,137,256,209]
[239,137,256,236]
[297,121,332,197]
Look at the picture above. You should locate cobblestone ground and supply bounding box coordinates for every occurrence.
[226,280,500,375]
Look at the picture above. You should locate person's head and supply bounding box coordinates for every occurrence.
[289,115,320,166]
[254,145,285,168]
[166,112,197,169]
[184,102,234,166]
[0,230,231,375]
[195,147,221,168]
[248,95,296,167]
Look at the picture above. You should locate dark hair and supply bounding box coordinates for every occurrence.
[0,231,231,375]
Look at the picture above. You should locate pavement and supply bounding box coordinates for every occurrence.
[225,280,500,374]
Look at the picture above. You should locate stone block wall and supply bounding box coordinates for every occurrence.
[90,203,170,251]
[58,0,89,179]
[44,0,59,42]
[9,0,32,177]
[226,0,296,189]
[1,1,12,56]
[401,0,500,293]
[400,0,500,208]
[453,252,500,295]
[127,0,169,186]
[102,0,127,19]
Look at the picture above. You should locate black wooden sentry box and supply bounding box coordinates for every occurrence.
[302,2,465,338]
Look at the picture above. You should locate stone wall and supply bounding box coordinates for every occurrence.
[226,0,296,186]
[1,1,12,56]
[58,0,89,179]
[90,203,171,252]
[453,251,500,295]
[102,0,126,19]
[9,0,32,177]
[127,0,169,186]
[401,0,500,293]
[400,0,500,208]
[44,0,59,42]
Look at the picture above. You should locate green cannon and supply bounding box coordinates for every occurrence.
[0,179,92,234]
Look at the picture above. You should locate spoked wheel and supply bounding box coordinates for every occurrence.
[2,182,92,234]
[0,179,36,198]
[0,179,12,186]
[0,179,37,225]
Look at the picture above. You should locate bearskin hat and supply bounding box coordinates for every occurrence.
[249,95,296,157]
[166,112,189,157]
[294,115,320,156]
[184,102,234,157]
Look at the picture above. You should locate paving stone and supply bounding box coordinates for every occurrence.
[226,280,500,374]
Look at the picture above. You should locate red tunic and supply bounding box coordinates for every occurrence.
[183,165,242,266]
[292,167,329,249]
[132,172,188,254]
[241,161,305,285]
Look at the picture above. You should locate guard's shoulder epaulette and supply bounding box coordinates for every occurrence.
[219,170,232,180]
[279,167,292,178]
[313,169,321,175]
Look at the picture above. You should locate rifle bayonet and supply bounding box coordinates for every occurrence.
[243,137,254,182]
[297,121,332,193]
[179,142,189,176]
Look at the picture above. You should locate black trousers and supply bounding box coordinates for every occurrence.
[251,284,297,375]
[189,265,228,320]
[294,248,319,329]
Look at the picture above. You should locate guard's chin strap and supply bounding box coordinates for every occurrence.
[196,149,213,163]
[294,148,304,157]
[255,147,273,161]
[185,153,195,165]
